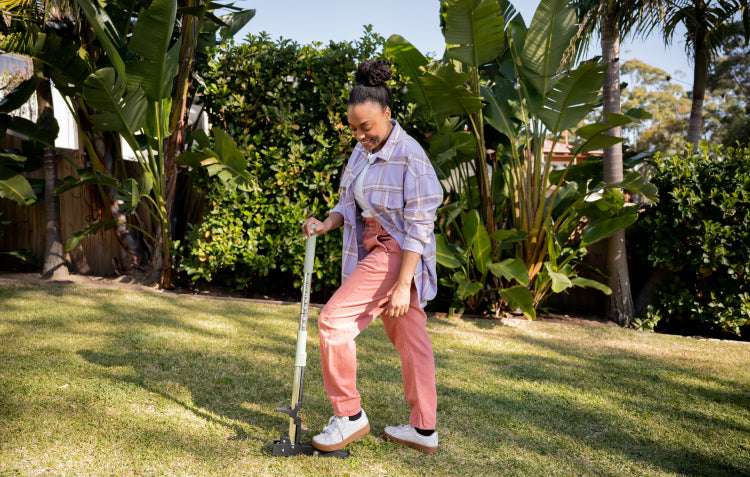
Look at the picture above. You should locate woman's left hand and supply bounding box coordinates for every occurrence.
[385,282,411,319]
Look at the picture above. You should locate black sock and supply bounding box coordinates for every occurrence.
[349,410,362,421]
[415,427,435,436]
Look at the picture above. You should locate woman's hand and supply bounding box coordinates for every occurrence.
[302,213,344,238]
[385,282,411,319]
[302,217,325,238]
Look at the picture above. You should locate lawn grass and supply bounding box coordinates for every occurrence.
[0,279,748,476]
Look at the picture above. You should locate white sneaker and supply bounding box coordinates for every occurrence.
[311,409,370,452]
[383,424,438,454]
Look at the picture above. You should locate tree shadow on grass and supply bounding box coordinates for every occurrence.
[428,328,750,476]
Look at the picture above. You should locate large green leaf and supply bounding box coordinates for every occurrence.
[0,248,40,267]
[0,166,35,205]
[436,233,461,269]
[77,0,130,77]
[499,285,536,319]
[444,0,505,67]
[571,277,612,295]
[126,0,180,100]
[472,219,491,276]
[428,130,476,169]
[483,81,520,140]
[56,169,119,195]
[537,60,606,133]
[461,209,481,249]
[550,157,603,190]
[218,9,257,41]
[212,127,246,173]
[83,67,147,140]
[544,262,572,293]
[616,170,659,203]
[185,128,257,193]
[385,35,432,114]
[0,113,58,148]
[581,208,639,247]
[571,123,626,156]
[521,0,577,95]
[421,63,484,116]
[488,258,530,285]
[0,78,36,114]
[65,219,118,252]
[452,271,484,300]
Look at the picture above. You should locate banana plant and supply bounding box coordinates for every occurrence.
[63,0,254,287]
[1,0,254,287]
[66,0,181,287]
[387,0,657,316]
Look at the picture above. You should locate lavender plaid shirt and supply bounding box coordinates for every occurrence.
[331,120,443,308]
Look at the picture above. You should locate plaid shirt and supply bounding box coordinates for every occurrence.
[332,120,443,308]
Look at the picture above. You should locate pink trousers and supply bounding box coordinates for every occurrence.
[317,218,437,429]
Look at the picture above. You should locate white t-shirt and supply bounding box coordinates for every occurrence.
[353,152,377,217]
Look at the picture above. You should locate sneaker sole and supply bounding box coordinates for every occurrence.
[311,422,371,452]
[383,429,438,454]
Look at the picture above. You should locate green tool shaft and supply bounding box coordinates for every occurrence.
[288,231,316,444]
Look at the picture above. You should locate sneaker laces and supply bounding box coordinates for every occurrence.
[321,415,346,438]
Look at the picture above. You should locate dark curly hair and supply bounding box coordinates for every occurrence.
[348,59,393,110]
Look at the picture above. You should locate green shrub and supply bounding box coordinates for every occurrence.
[640,144,750,336]
[180,30,390,296]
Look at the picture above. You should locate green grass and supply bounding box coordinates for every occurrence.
[0,280,748,476]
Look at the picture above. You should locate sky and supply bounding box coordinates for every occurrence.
[233,0,694,85]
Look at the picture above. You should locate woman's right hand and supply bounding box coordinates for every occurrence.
[302,212,343,238]
[302,217,325,238]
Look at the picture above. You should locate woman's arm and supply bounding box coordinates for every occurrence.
[302,212,344,238]
[384,250,420,319]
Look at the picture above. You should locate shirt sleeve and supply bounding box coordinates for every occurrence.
[402,152,443,255]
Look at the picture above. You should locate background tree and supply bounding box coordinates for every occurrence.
[0,0,74,278]
[705,19,750,147]
[573,0,662,326]
[620,59,692,154]
[659,0,748,145]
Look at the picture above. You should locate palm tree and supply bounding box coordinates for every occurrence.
[1,0,73,279]
[573,0,662,326]
[659,0,747,145]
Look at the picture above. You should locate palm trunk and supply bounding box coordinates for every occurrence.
[686,8,708,145]
[36,76,69,279]
[601,6,633,326]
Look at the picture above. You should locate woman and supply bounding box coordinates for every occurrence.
[302,59,443,454]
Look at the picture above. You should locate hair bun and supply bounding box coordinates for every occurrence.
[354,59,392,87]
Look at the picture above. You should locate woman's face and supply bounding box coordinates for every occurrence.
[347,101,392,153]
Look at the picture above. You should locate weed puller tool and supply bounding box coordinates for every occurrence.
[272,225,350,458]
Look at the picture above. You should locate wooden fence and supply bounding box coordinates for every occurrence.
[0,144,128,275]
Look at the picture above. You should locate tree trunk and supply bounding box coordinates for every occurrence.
[601,6,633,326]
[36,76,69,280]
[686,4,708,146]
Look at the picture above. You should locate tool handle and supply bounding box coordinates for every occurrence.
[304,226,317,273]
[287,224,317,444]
